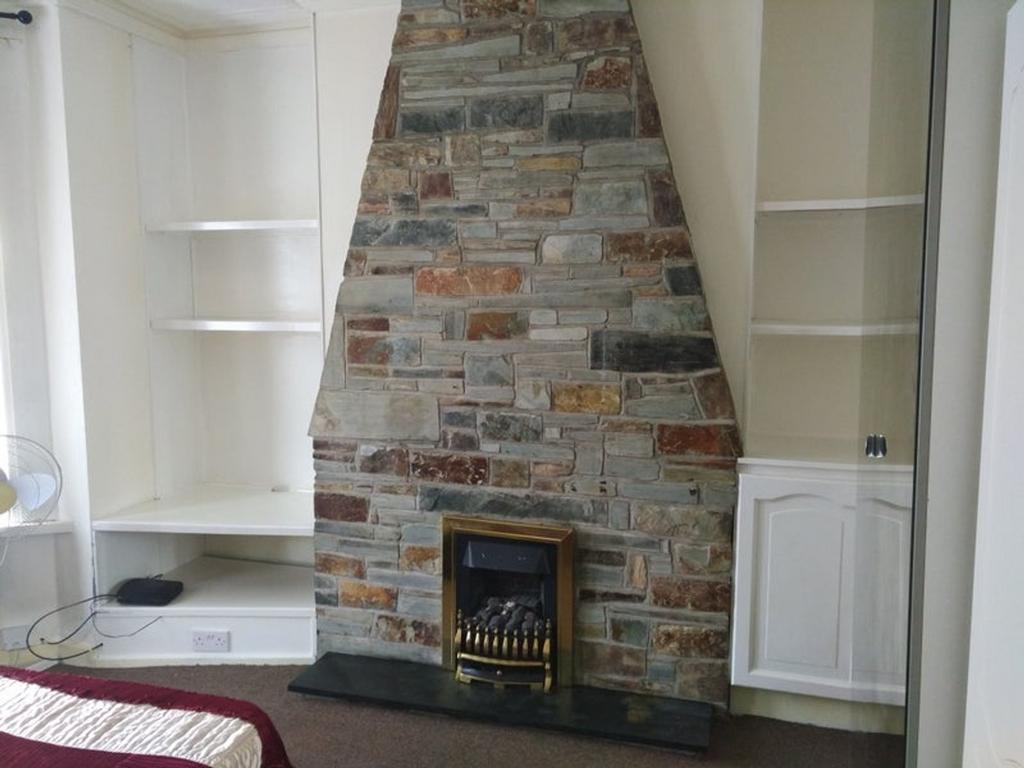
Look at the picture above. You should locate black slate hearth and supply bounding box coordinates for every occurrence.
[289,653,713,752]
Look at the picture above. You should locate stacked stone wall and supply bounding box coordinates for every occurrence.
[311,0,740,706]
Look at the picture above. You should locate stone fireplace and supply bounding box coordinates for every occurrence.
[310,0,740,708]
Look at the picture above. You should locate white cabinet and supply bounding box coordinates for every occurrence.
[731,460,912,704]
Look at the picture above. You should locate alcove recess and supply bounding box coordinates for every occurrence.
[731,0,929,709]
[90,25,322,663]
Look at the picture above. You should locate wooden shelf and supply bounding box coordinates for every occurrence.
[151,318,322,334]
[146,219,319,233]
[751,321,919,338]
[756,195,925,213]
[95,556,313,618]
[93,483,313,537]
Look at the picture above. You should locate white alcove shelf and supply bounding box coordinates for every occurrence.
[147,219,319,233]
[92,24,323,665]
[93,484,314,537]
[151,318,323,334]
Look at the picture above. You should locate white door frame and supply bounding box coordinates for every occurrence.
[963,3,1024,765]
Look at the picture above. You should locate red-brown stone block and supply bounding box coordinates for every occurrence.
[346,335,420,367]
[652,624,729,658]
[466,311,529,340]
[411,452,488,485]
[419,171,453,200]
[693,372,735,420]
[315,492,369,522]
[582,56,633,89]
[606,230,692,262]
[635,56,662,138]
[373,65,400,140]
[650,576,731,613]
[358,446,409,476]
[372,614,440,647]
[649,169,686,227]
[463,0,536,18]
[399,545,441,574]
[347,317,390,332]
[340,580,397,610]
[415,266,523,296]
[557,16,638,52]
[315,552,366,579]
[656,424,741,457]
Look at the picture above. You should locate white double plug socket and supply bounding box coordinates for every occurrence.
[191,630,230,652]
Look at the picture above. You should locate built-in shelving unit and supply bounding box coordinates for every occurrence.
[90,22,322,665]
[733,0,931,709]
[147,219,319,233]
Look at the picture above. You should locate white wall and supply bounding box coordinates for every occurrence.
[59,8,155,525]
[314,2,400,342]
[632,0,762,426]
[910,1,1014,765]
[0,10,52,446]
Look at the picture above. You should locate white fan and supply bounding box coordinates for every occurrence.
[0,435,63,565]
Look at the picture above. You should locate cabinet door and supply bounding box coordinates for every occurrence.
[733,471,910,703]
[851,481,912,698]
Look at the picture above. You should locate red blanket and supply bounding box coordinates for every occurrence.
[0,666,292,768]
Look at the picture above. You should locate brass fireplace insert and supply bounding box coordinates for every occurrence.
[441,515,574,691]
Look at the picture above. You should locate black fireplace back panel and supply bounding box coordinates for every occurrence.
[456,534,558,625]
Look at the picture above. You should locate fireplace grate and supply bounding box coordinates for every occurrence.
[455,604,552,691]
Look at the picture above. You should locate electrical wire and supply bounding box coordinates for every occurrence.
[24,593,162,663]
[25,594,114,663]
[90,613,162,639]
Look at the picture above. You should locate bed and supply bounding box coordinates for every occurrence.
[0,666,293,767]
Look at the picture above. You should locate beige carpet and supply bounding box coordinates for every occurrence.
[55,665,903,768]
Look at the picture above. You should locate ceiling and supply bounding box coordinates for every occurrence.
[121,0,311,36]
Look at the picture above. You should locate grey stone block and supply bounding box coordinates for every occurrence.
[547,111,633,143]
[418,485,600,525]
[479,412,543,442]
[574,180,648,216]
[666,265,702,296]
[539,0,629,16]
[351,218,457,247]
[515,379,551,411]
[625,394,702,420]
[393,35,521,63]
[400,107,466,136]
[336,276,414,313]
[398,593,442,618]
[591,331,720,373]
[605,456,660,481]
[311,391,440,441]
[541,233,603,264]
[583,140,669,168]
[469,95,545,129]
[466,354,514,386]
[606,433,655,458]
[633,298,709,332]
